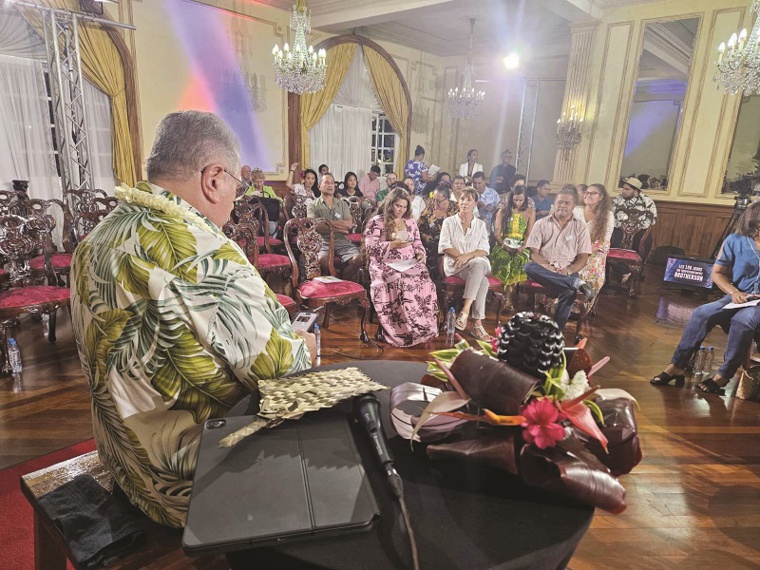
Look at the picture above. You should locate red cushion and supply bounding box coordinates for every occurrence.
[0,286,70,309]
[347,233,362,244]
[257,253,291,269]
[522,279,545,291]
[444,275,503,288]
[276,294,296,308]
[257,236,283,247]
[298,279,366,299]
[607,249,642,262]
[29,253,73,270]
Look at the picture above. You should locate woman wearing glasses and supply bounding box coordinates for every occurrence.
[573,183,614,301]
[418,183,458,280]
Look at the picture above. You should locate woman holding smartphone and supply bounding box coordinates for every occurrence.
[364,188,438,347]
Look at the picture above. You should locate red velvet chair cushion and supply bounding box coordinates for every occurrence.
[347,233,362,244]
[257,236,283,248]
[29,253,73,270]
[0,286,70,309]
[607,249,642,263]
[275,294,296,308]
[521,279,545,291]
[298,279,365,299]
[445,275,503,288]
[257,253,291,269]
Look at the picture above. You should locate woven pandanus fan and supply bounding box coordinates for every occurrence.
[496,312,564,379]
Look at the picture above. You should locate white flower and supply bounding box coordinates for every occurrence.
[115,184,213,234]
[559,370,590,401]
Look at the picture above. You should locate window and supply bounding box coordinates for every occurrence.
[371,113,397,175]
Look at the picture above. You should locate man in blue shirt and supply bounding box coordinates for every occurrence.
[472,171,500,230]
[533,179,554,220]
[489,149,517,193]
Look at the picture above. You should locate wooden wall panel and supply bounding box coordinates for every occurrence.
[651,201,734,259]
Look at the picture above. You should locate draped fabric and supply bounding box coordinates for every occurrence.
[83,80,116,193]
[309,49,379,179]
[0,55,59,195]
[22,0,136,186]
[0,6,46,59]
[362,46,409,176]
[300,43,356,170]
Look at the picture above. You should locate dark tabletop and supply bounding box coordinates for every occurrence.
[227,360,593,570]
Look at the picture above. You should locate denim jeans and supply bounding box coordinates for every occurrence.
[524,262,581,330]
[671,294,760,379]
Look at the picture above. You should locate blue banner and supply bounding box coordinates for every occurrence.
[664,257,714,289]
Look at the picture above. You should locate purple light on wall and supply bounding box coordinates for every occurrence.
[165,0,271,169]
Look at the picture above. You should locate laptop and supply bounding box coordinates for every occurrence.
[183,410,380,555]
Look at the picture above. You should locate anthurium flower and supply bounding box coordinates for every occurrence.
[521,397,567,449]
[491,327,502,353]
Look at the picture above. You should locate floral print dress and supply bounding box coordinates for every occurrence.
[490,210,530,286]
[364,215,439,347]
[417,201,458,279]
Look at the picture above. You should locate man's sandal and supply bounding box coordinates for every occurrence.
[696,378,726,395]
[650,372,685,386]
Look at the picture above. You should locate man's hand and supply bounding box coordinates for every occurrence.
[294,329,318,365]
[731,291,749,304]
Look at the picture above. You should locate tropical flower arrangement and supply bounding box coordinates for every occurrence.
[390,312,642,513]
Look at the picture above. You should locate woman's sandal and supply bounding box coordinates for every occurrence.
[470,324,492,342]
[455,312,468,331]
[696,378,726,395]
[650,371,686,386]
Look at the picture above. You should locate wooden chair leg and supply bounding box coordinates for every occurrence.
[492,290,505,325]
[47,309,57,343]
[358,298,370,343]
[34,512,66,570]
[323,304,332,329]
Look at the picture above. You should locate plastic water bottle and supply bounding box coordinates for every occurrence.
[42,313,50,337]
[445,307,457,346]
[703,346,715,377]
[692,346,706,378]
[7,338,22,374]
[313,324,321,358]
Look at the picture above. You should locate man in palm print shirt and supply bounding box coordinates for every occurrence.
[611,176,658,281]
[70,111,315,528]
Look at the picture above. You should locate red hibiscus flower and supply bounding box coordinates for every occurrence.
[521,397,567,449]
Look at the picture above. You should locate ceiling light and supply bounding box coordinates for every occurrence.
[503,52,520,70]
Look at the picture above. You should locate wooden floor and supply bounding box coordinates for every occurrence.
[1,266,759,569]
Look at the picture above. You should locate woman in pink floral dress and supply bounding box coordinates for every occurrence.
[365,188,439,347]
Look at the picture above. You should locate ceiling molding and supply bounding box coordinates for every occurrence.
[642,22,694,78]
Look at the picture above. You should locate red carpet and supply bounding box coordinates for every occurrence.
[0,440,96,570]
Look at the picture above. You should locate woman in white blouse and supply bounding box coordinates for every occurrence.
[439,187,493,341]
[457,149,484,185]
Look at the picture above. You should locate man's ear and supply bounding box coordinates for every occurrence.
[200,164,225,205]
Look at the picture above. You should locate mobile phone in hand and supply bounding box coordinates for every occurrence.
[292,311,319,332]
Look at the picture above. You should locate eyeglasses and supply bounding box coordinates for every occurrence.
[201,166,247,188]
[584,191,601,197]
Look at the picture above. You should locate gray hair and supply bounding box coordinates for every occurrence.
[146,111,240,181]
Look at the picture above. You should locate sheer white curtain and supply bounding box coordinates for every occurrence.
[83,80,116,193]
[0,54,59,196]
[309,49,381,180]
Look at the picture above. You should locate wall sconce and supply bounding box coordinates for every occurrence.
[555,106,584,160]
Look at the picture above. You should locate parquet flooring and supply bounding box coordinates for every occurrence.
[1,266,759,569]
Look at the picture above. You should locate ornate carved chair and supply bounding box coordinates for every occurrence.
[94,196,120,213]
[437,255,507,327]
[284,217,369,341]
[234,199,284,251]
[0,190,21,216]
[606,220,654,296]
[26,199,74,286]
[71,211,109,245]
[517,280,589,342]
[345,196,364,245]
[0,215,70,371]
[64,189,107,215]
[223,220,297,317]
[288,193,310,220]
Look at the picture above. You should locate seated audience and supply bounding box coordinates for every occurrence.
[286,162,319,199]
[423,171,452,197]
[491,186,535,310]
[307,173,363,280]
[318,163,330,182]
[576,183,588,197]
[439,188,493,342]
[533,179,554,220]
[383,171,397,192]
[451,175,467,202]
[240,164,253,187]
[524,186,595,330]
[490,149,517,191]
[458,148,483,185]
[336,171,364,199]
[358,165,382,202]
[612,176,658,243]
[364,188,439,347]
[573,183,614,299]
[69,111,315,528]
[244,167,283,236]
[651,201,760,395]
[472,171,500,229]
[418,183,458,280]
[405,145,430,196]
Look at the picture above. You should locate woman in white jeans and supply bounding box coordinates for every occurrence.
[439,187,492,341]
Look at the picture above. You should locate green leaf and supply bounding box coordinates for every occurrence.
[585,399,605,425]
[136,212,198,282]
[72,240,91,303]
[214,241,247,265]
[114,252,153,299]
[249,329,296,381]
[84,308,132,389]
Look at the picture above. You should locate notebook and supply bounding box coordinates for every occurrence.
[183,410,380,555]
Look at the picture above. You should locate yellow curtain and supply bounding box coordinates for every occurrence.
[362,46,409,176]
[23,0,137,186]
[300,43,356,169]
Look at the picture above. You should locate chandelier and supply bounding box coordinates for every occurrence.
[272,0,327,94]
[448,19,485,119]
[555,106,583,160]
[715,0,760,95]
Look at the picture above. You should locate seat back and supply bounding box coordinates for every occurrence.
[64,189,108,215]
[345,196,364,233]
[290,193,309,219]
[284,217,328,287]
[222,219,260,266]
[234,199,273,251]
[94,196,120,213]
[71,211,109,245]
[26,198,73,253]
[0,215,56,285]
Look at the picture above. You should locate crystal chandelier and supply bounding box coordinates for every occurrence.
[715,0,760,95]
[448,19,485,119]
[272,0,327,94]
[555,106,583,161]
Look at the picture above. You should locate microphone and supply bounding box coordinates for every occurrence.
[354,393,404,500]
